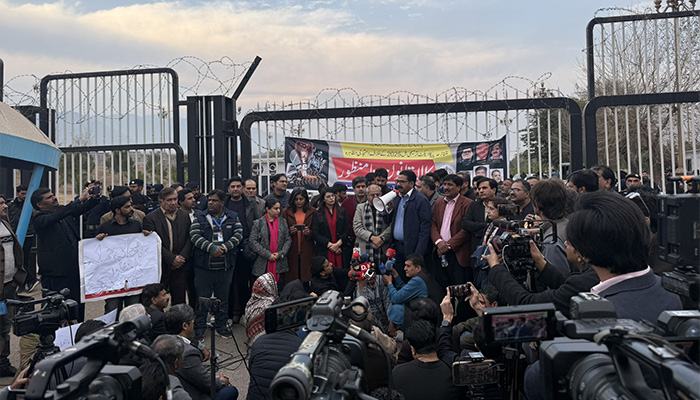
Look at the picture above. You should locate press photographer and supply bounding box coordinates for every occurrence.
[515,191,683,400]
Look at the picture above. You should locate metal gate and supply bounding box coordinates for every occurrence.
[38,68,184,202]
[586,8,700,189]
[238,95,583,192]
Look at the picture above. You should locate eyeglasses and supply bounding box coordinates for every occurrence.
[625,192,651,217]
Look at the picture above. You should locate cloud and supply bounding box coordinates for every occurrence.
[0,0,561,111]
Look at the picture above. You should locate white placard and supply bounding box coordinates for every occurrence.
[79,233,162,302]
[54,309,118,351]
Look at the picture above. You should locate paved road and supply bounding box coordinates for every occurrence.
[0,284,254,398]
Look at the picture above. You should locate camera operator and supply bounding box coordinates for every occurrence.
[566,191,681,321]
[0,195,27,377]
[484,238,599,317]
[527,178,570,276]
[521,190,683,400]
[32,184,100,322]
[142,283,171,343]
[151,334,192,400]
[163,304,238,400]
[392,320,462,400]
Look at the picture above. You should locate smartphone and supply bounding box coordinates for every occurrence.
[295,224,306,230]
[264,296,317,334]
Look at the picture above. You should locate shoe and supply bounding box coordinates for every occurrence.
[231,315,241,325]
[216,328,233,338]
[0,365,17,378]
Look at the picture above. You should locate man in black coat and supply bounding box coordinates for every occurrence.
[143,188,194,305]
[223,176,264,323]
[31,185,99,322]
[461,178,497,254]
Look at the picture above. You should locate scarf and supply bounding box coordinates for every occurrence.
[0,223,16,284]
[266,215,280,282]
[244,273,279,344]
[325,206,342,268]
[362,202,383,264]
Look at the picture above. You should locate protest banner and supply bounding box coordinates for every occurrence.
[79,233,162,302]
[285,136,508,189]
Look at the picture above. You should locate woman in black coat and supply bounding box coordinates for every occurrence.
[311,187,351,269]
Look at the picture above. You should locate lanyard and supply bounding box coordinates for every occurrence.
[211,215,224,231]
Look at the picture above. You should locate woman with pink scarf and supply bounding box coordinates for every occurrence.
[244,272,278,344]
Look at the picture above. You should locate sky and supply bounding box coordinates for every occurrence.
[0,0,656,114]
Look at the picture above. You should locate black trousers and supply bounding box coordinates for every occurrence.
[229,254,253,317]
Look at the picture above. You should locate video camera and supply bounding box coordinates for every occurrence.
[657,192,700,308]
[269,290,384,400]
[6,288,79,338]
[13,315,164,400]
[482,293,700,400]
[486,220,557,291]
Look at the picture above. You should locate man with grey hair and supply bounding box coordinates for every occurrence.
[151,334,192,400]
[163,304,237,400]
[118,303,147,323]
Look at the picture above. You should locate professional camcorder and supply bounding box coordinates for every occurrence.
[486,220,557,291]
[11,315,168,400]
[482,293,700,400]
[269,290,387,400]
[657,192,700,308]
[7,288,79,338]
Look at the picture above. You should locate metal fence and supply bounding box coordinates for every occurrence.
[38,68,183,202]
[585,9,700,190]
[239,94,583,193]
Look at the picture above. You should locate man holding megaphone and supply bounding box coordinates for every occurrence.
[379,170,432,281]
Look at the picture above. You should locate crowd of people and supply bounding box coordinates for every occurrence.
[0,162,694,400]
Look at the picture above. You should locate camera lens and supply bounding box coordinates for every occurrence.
[569,353,627,400]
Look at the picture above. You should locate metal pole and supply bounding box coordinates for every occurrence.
[0,57,4,102]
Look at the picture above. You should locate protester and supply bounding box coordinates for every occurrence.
[386,170,432,281]
[244,272,279,345]
[430,174,472,289]
[249,199,291,284]
[100,186,146,225]
[416,175,443,209]
[461,178,497,255]
[178,189,197,223]
[32,184,99,321]
[591,164,617,192]
[190,189,243,339]
[264,174,290,209]
[281,188,315,286]
[96,195,151,314]
[374,168,390,194]
[509,179,534,219]
[353,184,391,265]
[223,176,264,325]
[0,195,27,377]
[8,186,38,292]
[143,187,194,305]
[341,176,368,243]
[312,187,351,270]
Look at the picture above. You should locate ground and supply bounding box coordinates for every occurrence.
[0,283,254,398]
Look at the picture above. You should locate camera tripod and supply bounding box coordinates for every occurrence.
[27,328,70,385]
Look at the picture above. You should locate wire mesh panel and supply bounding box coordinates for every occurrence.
[586,93,700,193]
[239,92,582,192]
[39,69,183,203]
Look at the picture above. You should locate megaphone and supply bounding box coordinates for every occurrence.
[373,190,398,212]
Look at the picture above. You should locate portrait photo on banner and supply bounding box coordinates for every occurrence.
[285,138,330,188]
[456,136,507,175]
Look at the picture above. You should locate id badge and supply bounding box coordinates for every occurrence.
[215,232,224,242]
